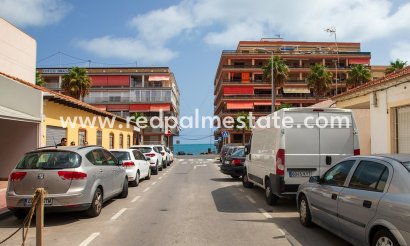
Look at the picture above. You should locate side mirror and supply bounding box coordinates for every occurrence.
[245,144,251,155]
[309,176,320,183]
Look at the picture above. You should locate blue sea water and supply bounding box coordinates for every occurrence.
[172,144,217,155]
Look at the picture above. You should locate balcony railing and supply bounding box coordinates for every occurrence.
[222,50,371,56]
[222,79,269,84]
[85,96,172,104]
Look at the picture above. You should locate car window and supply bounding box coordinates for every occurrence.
[111,151,131,163]
[86,149,105,166]
[402,162,410,172]
[16,151,81,169]
[153,147,160,153]
[349,161,389,192]
[101,149,118,166]
[231,148,245,157]
[133,150,144,160]
[322,160,355,187]
[136,147,151,153]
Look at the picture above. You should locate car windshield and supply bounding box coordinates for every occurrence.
[111,151,131,162]
[16,151,81,169]
[231,148,245,157]
[403,162,410,172]
[135,147,152,154]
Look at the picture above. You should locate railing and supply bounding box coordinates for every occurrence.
[85,96,172,104]
[222,79,269,84]
[222,50,371,56]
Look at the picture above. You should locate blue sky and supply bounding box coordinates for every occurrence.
[2,0,410,144]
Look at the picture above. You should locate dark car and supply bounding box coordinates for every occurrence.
[220,148,246,179]
[221,145,243,164]
[219,144,240,163]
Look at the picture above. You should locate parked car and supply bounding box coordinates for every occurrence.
[222,146,244,164]
[220,148,246,179]
[110,149,151,187]
[177,151,186,156]
[220,144,241,163]
[130,145,163,174]
[165,147,174,163]
[155,145,171,167]
[297,154,410,246]
[7,146,128,218]
[243,108,360,205]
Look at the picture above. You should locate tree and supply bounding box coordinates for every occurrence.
[385,59,407,74]
[62,67,91,100]
[36,71,46,87]
[347,64,372,88]
[233,112,251,145]
[262,56,289,112]
[306,64,333,102]
[279,103,292,109]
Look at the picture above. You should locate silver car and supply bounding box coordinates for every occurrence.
[7,146,128,218]
[297,154,410,246]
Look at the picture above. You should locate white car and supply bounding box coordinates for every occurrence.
[165,147,174,163]
[156,145,171,167]
[110,149,151,187]
[131,145,163,174]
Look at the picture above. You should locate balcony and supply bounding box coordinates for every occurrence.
[222,50,371,56]
[222,79,269,84]
[85,89,175,104]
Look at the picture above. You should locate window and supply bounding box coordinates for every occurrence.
[86,149,105,166]
[96,130,102,146]
[78,129,87,146]
[322,160,355,187]
[349,161,389,192]
[403,162,410,172]
[133,150,144,160]
[119,134,124,148]
[16,151,81,169]
[111,151,131,163]
[127,135,131,148]
[101,149,118,166]
[109,133,114,149]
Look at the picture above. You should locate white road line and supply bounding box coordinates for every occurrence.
[151,181,157,186]
[143,187,150,193]
[131,196,141,203]
[280,229,303,246]
[193,164,207,169]
[111,208,127,220]
[238,188,245,193]
[207,159,214,161]
[246,195,256,204]
[79,232,100,246]
[258,208,272,219]
[278,229,286,236]
[158,177,163,180]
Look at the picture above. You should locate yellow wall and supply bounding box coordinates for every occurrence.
[41,100,133,149]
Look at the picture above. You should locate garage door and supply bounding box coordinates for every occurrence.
[46,126,66,146]
[397,106,410,153]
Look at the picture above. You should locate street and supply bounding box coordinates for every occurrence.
[0,156,349,246]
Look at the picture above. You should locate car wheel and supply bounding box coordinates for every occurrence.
[163,162,167,169]
[159,163,163,171]
[146,168,151,180]
[231,175,240,179]
[86,188,103,217]
[265,179,278,206]
[167,160,170,166]
[118,178,129,199]
[12,210,28,220]
[299,194,313,227]
[130,172,140,187]
[372,229,399,246]
[242,170,254,188]
[153,164,159,175]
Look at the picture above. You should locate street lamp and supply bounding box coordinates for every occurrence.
[325,27,340,95]
[255,48,275,113]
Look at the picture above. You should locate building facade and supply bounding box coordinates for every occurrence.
[37,67,180,147]
[214,38,384,145]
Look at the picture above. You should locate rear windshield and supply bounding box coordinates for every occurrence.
[403,162,410,172]
[111,151,131,162]
[135,147,152,153]
[231,148,245,157]
[16,151,81,169]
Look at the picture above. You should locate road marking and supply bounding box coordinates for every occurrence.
[143,187,150,192]
[158,177,163,180]
[258,208,272,219]
[151,181,157,186]
[207,159,214,161]
[131,196,141,203]
[279,229,303,246]
[79,232,100,246]
[193,164,207,169]
[238,188,245,193]
[111,208,127,220]
[246,195,256,204]
[278,229,285,236]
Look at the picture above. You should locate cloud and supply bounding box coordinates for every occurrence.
[0,0,72,27]
[390,41,410,63]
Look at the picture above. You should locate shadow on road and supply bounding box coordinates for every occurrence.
[210,178,240,183]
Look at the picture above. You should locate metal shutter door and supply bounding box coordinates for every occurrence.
[46,126,66,146]
[398,106,410,153]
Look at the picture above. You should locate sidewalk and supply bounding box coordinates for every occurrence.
[0,181,10,218]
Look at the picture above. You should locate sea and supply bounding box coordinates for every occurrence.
[172,144,217,155]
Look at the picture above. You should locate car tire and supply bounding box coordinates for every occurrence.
[159,163,163,171]
[242,170,254,188]
[118,178,128,199]
[145,169,151,180]
[130,172,140,187]
[231,175,240,179]
[265,179,279,206]
[372,229,399,246]
[299,194,313,227]
[153,164,159,175]
[86,188,103,217]
[167,160,170,166]
[12,210,28,220]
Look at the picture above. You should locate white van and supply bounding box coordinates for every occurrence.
[242,108,360,205]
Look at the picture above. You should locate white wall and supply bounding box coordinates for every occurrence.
[0,18,36,83]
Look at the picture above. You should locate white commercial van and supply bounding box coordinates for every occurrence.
[242,108,360,205]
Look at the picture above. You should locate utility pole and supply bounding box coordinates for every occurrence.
[325,27,340,95]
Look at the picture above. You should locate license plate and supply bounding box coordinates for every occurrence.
[25,198,53,206]
[288,170,313,177]
[224,161,230,165]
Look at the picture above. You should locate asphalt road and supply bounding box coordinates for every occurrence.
[0,156,350,246]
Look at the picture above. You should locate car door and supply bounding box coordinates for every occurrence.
[101,149,123,195]
[133,150,146,178]
[338,160,391,245]
[139,151,150,176]
[309,160,356,234]
[86,149,114,199]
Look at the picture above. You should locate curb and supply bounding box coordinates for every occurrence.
[0,208,12,220]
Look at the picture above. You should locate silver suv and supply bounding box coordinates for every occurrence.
[297,154,410,246]
[7,146,128,218]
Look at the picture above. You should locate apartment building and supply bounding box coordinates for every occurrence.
[214,38,384,144]
[38,67,180,147]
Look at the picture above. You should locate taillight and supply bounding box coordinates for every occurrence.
[232,159,242,166]
[276,149,285,176]
[145,153,155,157]
[354,149,360,155]
[122,161,135,167]
[10,172,27,182]
[58,171,87,180]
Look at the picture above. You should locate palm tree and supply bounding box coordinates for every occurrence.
[385,59,407,74]
[347,64,372,88]
[262,56,289,112]
[233,112,251,145]
[62,67,91,100]
[306,64,333,102]
[36,71,46,87]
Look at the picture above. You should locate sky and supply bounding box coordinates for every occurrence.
[1,0,410,144]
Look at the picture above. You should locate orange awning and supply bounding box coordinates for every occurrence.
[148,75,170,81]
[349,58,370,65]
[224,86,254,95]
[241,72,250,82]
[93,104,107,111]
[226,102,254,110]
[150,104,171,112]
[106,104,129,111]
[130,104,151,112]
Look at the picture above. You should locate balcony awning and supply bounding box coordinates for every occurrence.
[130,104,150,112]
[106,104,130,111]
[150,104,171,112]
[226,102,254,110]
[148,75,170,81]
[93,104,107,111]
[349,58,370,65]
[90,75,108,86]
[224,86,254,95]
[107,75,130,86]
[283,88,311,94]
